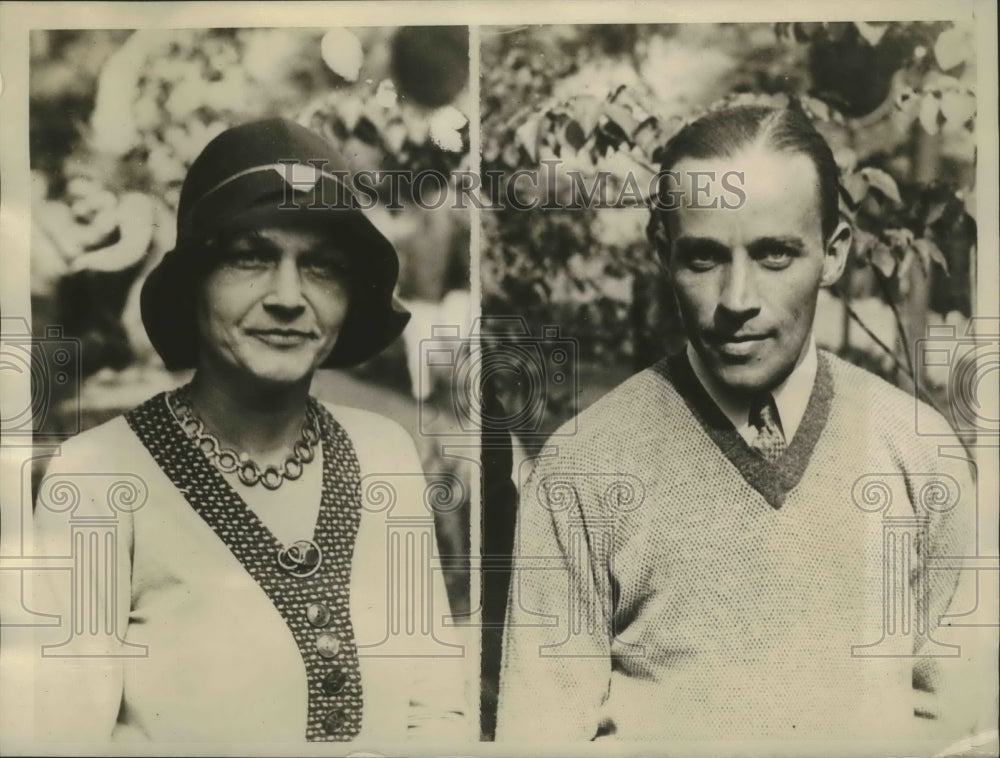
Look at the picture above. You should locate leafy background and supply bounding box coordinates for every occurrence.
[480,21,978,452]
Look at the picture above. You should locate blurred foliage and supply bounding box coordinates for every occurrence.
[481,21,978,436]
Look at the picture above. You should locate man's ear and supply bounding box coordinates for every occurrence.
[647,211,672,274]
[820,219,851,286]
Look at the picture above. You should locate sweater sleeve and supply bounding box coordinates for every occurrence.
[29,433,134,742]
[904,408,985,738]
[496,448,612,741]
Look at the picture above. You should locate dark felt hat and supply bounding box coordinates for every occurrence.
[140,117,410,370]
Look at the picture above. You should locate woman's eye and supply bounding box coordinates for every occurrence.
[220,249,272,270]
[301,256,348,279]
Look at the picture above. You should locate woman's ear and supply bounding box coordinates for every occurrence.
[820,219,851,286]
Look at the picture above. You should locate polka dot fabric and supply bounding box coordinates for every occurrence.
[126,393,364,741]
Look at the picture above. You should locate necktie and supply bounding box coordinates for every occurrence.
[748,393,786,463]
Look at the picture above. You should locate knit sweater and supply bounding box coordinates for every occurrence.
[497,350,976,747]
[21,401,470,745]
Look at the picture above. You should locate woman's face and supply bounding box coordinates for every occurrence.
[196,225,350,388]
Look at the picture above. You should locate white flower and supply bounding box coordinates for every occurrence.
[321,28,363,82]
[374,78,398,108]
[429,106,467,152]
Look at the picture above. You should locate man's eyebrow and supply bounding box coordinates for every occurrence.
[673,236,730,256]
[746,236,805,255]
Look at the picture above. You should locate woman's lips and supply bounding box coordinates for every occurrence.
[246,328,318,347]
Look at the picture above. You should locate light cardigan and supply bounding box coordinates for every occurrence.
[497,350,976,746]
[28,400,470,744]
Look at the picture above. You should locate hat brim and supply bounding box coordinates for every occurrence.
[140,179,410,372]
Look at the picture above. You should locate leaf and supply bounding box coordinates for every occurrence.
[869,242,897,278]
[600,102,639,136]
[514,115,542,162]
[939,90,976,126]
[842,172,869,204]
[914,238,949,275]
[860,167,902,206]
[924,201,947,227]
[918,92,941,135]
[563,119,587,150]
[934,27,968,71]
[854,21,888,46]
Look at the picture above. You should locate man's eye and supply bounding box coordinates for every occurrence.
[757,249,795,269]
[684,252,719,271]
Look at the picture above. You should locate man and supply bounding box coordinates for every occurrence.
[496,105,977,746]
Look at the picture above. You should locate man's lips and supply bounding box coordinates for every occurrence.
[705,332,770,344]
[704,331,771,358]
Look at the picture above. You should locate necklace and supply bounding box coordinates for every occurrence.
[166,386,320,491]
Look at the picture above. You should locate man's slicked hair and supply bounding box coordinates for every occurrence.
[650,104,841,257]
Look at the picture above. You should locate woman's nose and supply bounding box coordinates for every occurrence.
[263,258,306,310]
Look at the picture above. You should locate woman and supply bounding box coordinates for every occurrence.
[31,118,470,743]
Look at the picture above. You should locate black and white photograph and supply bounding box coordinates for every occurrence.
[0,2,997,757]
[3,12,476,748]
[479,15,997,754]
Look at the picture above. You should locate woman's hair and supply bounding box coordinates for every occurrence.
[649,104,841,258]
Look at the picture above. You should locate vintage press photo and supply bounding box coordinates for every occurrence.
[1,8,478,753]
[478,11,998,757]
[0,1,997,757]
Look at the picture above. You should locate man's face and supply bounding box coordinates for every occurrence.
[196,225,350,389]
[666,145,843,395]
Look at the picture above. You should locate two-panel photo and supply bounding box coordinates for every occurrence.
[0,3,997,756]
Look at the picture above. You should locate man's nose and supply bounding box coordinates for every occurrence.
[718,251,760,316]
[263,258,306,311]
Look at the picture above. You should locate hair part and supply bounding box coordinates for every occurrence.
[649,104,841,261]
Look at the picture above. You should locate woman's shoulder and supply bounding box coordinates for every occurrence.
[318,402,420,466]
[319,402,410,439]
[44,412,139,471]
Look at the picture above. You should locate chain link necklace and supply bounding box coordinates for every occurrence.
[166,385,320,491]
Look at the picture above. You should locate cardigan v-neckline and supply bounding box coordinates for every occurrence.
[654,350,834,509]
[125,392,367,741]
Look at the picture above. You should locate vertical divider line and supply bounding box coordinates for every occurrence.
[466,21,484,736]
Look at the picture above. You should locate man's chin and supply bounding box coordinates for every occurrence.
[706,359,785,396]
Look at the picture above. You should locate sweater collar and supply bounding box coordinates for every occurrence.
[655,349,834,509]
[686,338,818,445]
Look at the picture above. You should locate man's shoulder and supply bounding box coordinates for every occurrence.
[822,350,964,446]
[823,350,914,413]
[543,361,683,458]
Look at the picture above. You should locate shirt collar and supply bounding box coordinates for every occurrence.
[686,338,818,444]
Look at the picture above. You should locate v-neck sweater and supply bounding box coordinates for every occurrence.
[25,401,470,744]
[497,350,975,745]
